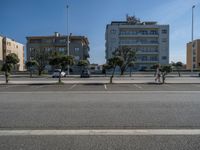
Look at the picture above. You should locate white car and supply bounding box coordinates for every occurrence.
[52,69,66,78]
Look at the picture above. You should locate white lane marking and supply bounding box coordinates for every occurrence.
[0,129,200,136]
[0,91,200,94]
[192,84,200,88]
[134,84,142,89]
[30,85,46,89]
[164,84,173,88]
[68,84,77,90]
[104,84,107,90]
[0,85,24,90]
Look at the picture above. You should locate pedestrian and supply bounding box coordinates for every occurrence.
[155,66,161,83]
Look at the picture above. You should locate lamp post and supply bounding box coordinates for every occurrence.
[67,3,70,75]
[191,5,195,74]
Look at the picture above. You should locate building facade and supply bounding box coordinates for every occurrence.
[26,32,90,72]
[0,36,3,64]
[0,35,24,71]
[105,15,169,70]
[186,39,200,70]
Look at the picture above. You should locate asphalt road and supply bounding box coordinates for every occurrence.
[0,87,200,149]
[1,135,200,150]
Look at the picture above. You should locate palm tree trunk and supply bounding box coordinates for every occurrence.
[58,71,61,83]
[178,71,180,77]
[5,71,9,84]
[30,69,33,78]
[162,74,165,84]
[38,70,42,76]
[110,66,116,84]
[120,68,125,75]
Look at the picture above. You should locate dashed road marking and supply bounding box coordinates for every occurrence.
[104,84,107,90]
[192,84,200,88]
[68,84,77,90]
[0,85,24,90]
[164,84,173,88]
[134,84,142,89]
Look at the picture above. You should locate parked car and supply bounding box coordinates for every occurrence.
[80,69,90,78]
[52,69,66,78]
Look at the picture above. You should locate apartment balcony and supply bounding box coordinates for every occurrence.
[135,60,159,64]
[119,41,159,46]
[119,33,158,38]
[136,51,159,55]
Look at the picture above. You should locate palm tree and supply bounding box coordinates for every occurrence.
[160,65,172,84]
[172,61,183,77]
[77,60,89,74]
[25,60,38,78]
[1,53,19,84]
[102,64,110,77]
[49,55,74,83]
[108,56,123,84]
[112,46,136,75]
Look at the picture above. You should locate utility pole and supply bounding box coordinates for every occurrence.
[191,5,195,74]
[66,3,70,75]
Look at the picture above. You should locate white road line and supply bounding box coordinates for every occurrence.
[30,85,46,89]
[0,85,23,90]
[164,84,173,88]
[192,84,200,88]
[104,84,107,90]
[134,84,142,89]
[0,91,200,94]
[0,129,200,136]
[68,84,77,90]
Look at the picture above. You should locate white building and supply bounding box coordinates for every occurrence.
[105,15,169,70]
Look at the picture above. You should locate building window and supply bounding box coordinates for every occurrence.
[75,56,80,61]
[162,38,167,43]
[193,50,196,55]
[150,30,158,35]
[30,39,42,43]
[7,42,11,46]
[58,47,65,52]
[162,56,167,60]
[193,57,196,62]
[59,39,66,43]
[43,39,52,43]
[7,50,11,54]
[75,48,80,52]
[110,29,116,34]
[162,29,167,34]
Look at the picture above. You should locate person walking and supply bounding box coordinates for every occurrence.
[155,65,161,83]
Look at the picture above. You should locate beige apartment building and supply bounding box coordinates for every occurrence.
[26,32,90,73]
[186,39,200,70]
[0,35,24,71]
[0,36,3,64]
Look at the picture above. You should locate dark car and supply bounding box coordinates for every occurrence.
[80,69,90,78]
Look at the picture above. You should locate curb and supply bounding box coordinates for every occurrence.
[1,82,200,86]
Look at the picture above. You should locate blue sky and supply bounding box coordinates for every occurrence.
[0,0,200,64]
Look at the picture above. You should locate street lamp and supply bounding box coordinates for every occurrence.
[191,5,195,74]
[66,3,70,75]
